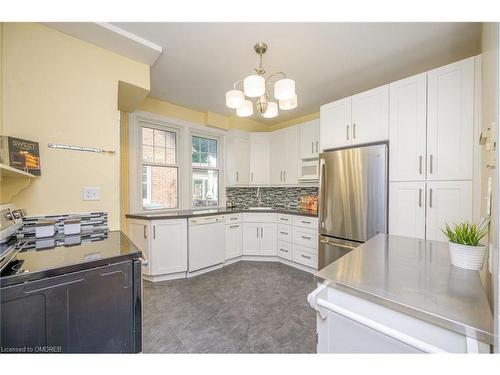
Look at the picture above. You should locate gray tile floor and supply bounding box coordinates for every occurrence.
[142,261,317,353]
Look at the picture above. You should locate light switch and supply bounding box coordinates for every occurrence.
[83,187,101,201]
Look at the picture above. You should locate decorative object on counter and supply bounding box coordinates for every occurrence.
[0,136,41,175]
[18,211,108,239]
[226,186,318,210]
[34,220,56,238]
[225,42,297,119]
[63,218,81,235]
[300,194,318,212]
[47,143,115,154]
[441,217,489,270]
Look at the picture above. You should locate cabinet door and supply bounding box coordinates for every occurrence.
[320,97,352,150]
[269,131,285,185]
[427,57,474,180]
[127,219,151,275]
[299,119,320,159]
[389,73,427,181]
[150,219,187,275]
[226,136,250,186]
[351,84,389,145]
[250,132,269,185]
[225,223,242,260]
[426,181,473,241]
[389,182,426,239]
[260,223,277,256]
[242,223,261,255]
[283,126,300,184]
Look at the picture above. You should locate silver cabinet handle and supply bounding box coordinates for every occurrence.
[236,171,239,182]
[280,171,283,182]
[251,172,253,182]
[418,189,422,207]
[261,227,263,237]
[229,224,240,229]
[230,217,238,221]
[312,142,314,154]
[280,248,289,253]
[256,227,259,238]
[353,123,356,139]
[301,254,312,259]
[280,231,289,235]
[283,170,286,182]
[429,155,433,174]
[346,125,350,140]
[419,156,423,175]
[143,225,147,239]
[153,225,156,239]
[429,188,433,208]
[301,235,312,240]
[301,220,311,224]
[316,141,319,153]
[279,217,289,221]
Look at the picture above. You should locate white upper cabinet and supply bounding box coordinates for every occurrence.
[269,126,300,185]
[299,119,320,159]
[351,84,389,145]
[389,73,427,181]
[320,85,389,151]
[425,180,473,241]
[389,181,426,239]
[426,57,474,181]
[249,132,270,185]
[226,134,250,186]
[320,97,351,150]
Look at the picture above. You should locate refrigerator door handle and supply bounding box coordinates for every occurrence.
[319,158,326,229]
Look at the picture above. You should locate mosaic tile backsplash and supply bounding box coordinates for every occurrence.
[18,211,108,239]
[226,187,319,210]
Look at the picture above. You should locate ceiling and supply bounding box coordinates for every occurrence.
[113,22,481,125]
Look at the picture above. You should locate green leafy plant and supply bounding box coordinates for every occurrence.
[441,217,490,246]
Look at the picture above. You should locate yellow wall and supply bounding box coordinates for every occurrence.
[269,112,319,132]
[2,23,150,230]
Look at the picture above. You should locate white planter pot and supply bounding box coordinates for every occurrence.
[448,242,487,270]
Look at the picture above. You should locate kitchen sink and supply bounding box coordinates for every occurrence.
[247,207,273,210]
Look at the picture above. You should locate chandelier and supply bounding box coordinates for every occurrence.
[225,42,297,119]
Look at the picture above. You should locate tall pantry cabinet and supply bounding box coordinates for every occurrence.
[388,56,478,241]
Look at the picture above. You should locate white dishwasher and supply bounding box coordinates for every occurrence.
[188,215,226,273]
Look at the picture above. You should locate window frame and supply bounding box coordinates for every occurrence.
[190,131,222,209]
[139,121,180,211]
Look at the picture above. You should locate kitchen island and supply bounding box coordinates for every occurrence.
[308,234,494,353]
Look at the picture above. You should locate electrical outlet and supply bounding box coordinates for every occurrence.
[83,187,101,201]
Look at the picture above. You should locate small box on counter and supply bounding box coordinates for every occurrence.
[0,136,41,176]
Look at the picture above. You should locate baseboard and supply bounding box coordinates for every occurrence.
[186,263,224,278]
[143,271,186,282]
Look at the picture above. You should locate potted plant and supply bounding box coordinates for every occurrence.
[441,217,490,271]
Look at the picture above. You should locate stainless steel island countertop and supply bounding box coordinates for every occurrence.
[315,234,494,345]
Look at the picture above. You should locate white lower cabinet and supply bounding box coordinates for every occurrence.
[225,222,243,260]
[309,284,489,353]
[389,180,472,241]
[242,221,277,256]
[292,244,318,268]
[127,218,188,279]
[277,240,292,260]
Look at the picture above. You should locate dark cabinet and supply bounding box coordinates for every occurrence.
[1,260,141,353]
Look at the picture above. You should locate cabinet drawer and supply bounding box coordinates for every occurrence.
[243,213,277,223]
[293,227,318,250]
[278,224,292,242]
[277,241,292,260]
[277,214,292,224]
[293,244,318,269]
[292,216,318,229]
[225,213,242,224]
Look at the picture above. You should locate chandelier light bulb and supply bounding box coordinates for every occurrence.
[279,93,298,110]
[236,100,254,117]
[274,78,295,100]
[262,101,278,118]
[225,89,245,109]
[243,75,265,97]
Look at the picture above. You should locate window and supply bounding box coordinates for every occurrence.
[141,125,178,210]
[192,135,219,207]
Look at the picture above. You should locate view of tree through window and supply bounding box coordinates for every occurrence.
[192,135,219,207]
[141,125,178,210]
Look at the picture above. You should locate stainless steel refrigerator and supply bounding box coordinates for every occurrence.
[318,142,388,269]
